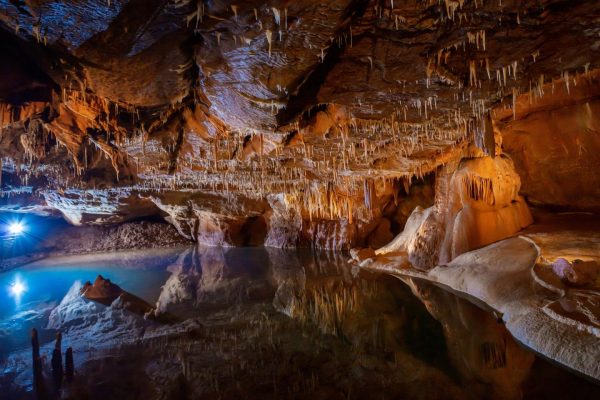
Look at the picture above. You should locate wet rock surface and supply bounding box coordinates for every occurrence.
[362,209,600,382]
[551,258,600,288]
[0,215,191,272]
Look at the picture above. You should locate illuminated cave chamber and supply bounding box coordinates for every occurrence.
[0,0,599,389]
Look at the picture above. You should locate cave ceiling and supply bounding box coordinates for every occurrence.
[0,0,599,223]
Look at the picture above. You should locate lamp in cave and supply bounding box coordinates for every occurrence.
[7,221,25,236]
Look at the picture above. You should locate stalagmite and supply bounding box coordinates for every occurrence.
[52,332,64,389]
[65,347,74,383]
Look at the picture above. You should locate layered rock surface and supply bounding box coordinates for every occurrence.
[496,72,600,213]
[0,1,599,248]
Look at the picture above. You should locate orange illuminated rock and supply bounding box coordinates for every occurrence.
[80,275,123,305]
[0,0,598,254]
[81,275,162,321]
[497,73,600,212]
[441,155,533,262]
[349,247,376,263]
[376,154,532,269]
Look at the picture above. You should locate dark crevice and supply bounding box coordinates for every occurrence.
[240,216,268,247]
[283,130,299,146]
[0,27,56,104]
[297,103,329,129]
[168,122,186,175]
[8,0,31,16]
[275,0,371,126]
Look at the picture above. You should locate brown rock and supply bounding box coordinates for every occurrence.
[350,247,376,262]
[81,275,123,305]
[0,0,598,253]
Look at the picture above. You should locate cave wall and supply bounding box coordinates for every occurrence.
[497,74,600,212]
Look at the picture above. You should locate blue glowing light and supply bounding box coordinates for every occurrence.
[9,277,26,298]
[8,222,25,236]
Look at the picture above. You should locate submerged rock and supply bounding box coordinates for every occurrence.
[551,258,600,287]
[349,247,376,263]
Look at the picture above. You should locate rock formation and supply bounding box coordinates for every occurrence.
[81,275,125,304]
[0,0,597,251]
[551,258,600,288]
[374,152,532,270]
[1,2,599,393]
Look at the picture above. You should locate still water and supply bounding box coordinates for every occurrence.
[0,246,598,399]
[0,249,184,355]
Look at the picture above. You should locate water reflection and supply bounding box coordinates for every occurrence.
[403,278,534,399]
[8,274,27,304]
[0,246,598,399]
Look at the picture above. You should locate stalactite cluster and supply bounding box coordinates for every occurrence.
[0,0,598,243]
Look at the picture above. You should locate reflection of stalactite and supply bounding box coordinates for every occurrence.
[31,328,47,399]
[481,341,507,369]
[65,347,74,383]
[462,174,495,205]
[363,178,374,210]
[295,281,379,339]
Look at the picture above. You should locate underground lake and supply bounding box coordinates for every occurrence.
[1,246,598,399]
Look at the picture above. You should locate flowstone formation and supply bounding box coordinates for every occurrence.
[373,150,532,269]
[1,0,599,249]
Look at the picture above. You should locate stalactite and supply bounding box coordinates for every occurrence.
[462,174,495,205]
[265,30,273,58]
[469,60,477,87]
[272,7,281,26]
[512,87,518,119]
